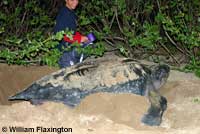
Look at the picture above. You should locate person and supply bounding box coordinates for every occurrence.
[54,0,88,68]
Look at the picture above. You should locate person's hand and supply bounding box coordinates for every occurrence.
[81,36,89,43]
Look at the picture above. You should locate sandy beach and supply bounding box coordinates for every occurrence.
[0,59,199,134]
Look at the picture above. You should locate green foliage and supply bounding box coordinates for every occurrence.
[0,31,63,66]
[0,0,200,77]
[156,12,200,50]
[0,0,57,65]
[184,57,200,78]
[129,22,161,49]
[193,97,200,104]
[118,45,129,57]
[79,42,106,56]
[0,0,106,67]
[77,0,200,77]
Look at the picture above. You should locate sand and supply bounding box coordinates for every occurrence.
[0,61,200,134]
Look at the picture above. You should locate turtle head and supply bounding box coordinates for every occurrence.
[150,64,170,90]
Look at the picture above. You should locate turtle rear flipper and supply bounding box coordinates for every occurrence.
[8,82,86,107]
[30,99,45,105]
[30,97,82,107]
[62,96,83,107]
[8,83,43,101]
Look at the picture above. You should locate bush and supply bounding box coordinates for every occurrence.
[0,0,199,76]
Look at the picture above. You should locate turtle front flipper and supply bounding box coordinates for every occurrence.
[141,90,167,126]
[141,64,169,126]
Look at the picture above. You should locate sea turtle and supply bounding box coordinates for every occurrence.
[9,57,170,126]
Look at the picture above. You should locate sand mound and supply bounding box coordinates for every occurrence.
[0,62,200,134]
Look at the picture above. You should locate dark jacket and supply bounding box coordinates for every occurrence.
[54,6,78,50]
[54,6,77,33]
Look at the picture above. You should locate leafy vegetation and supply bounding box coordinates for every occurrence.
[0,0,199,76]
[193,97,200,104]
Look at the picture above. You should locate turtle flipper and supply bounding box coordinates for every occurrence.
[30,99,44,105]
[8,83,41,101]
[142,95,167,126]
[141,112,161,126]
[62,97,82,107]
[9,82,86,108]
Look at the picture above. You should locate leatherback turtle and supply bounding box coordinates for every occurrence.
[9,57,170,126]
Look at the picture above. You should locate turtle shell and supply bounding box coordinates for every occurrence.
[36,57,150,91]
